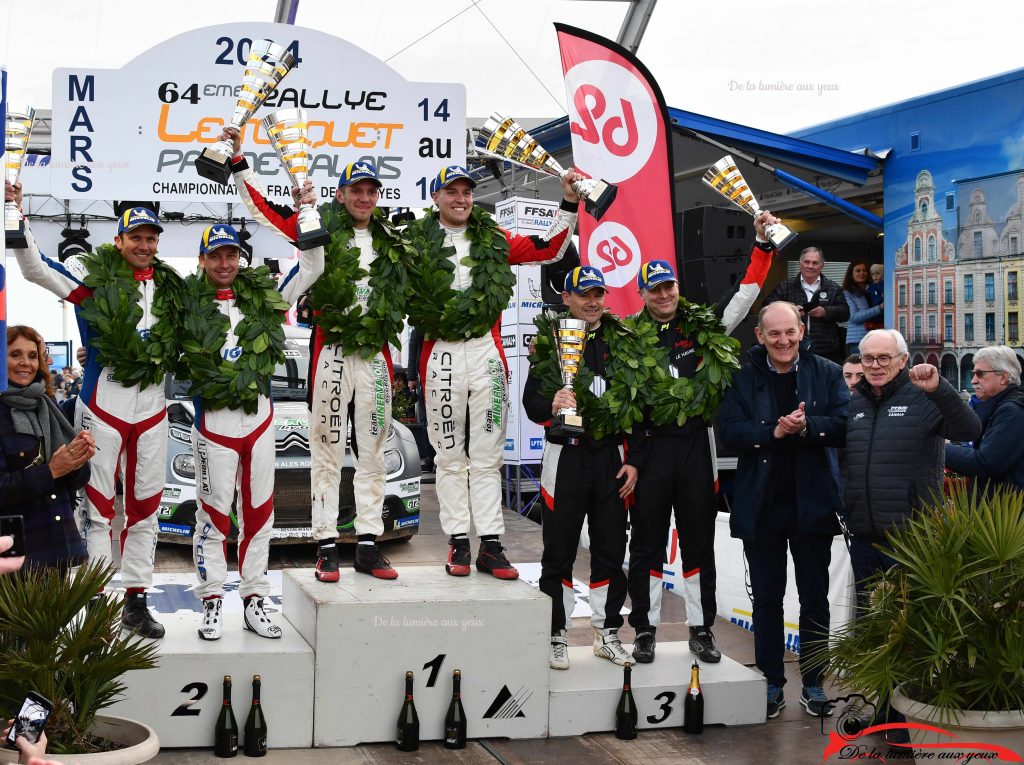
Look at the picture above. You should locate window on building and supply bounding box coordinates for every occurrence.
[964,274,974,302]
[1010,272,1018,301]
[944,280,953,304]
[914,238,922,262]
[965,314,975,342]
[1010,313,1020,343]
[919,199,927,216]
[928,315,937,343]
[914,316,923,343]
[928,282,936,305]
[1012,235,1020,255]
[985,272,995,302]
[974,231,983,258]
[899,316,907,337]
[986,312,996,342]
[913,284,922,306]
[928,236,936,262]
[898,284,907,307]
[945,314,953,342]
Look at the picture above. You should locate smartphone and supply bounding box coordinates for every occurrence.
[0,516,25,558]
[5,691,52,747]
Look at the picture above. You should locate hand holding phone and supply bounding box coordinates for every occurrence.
[0,516,25,558]
[4,692,53,749]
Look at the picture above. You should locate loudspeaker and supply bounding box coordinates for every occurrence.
[540,241,580,303]
[679,206,749,262]
[680,255,750,306]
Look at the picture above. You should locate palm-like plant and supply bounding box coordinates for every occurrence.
[812,484,1024,720]
[0,562,159,755]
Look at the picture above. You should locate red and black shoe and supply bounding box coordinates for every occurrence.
[476,540,519,580]
[354,544,398,580]
[445,537,471,577]
[315,544,340,583]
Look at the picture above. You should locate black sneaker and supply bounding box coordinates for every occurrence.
[767,684,786,719]
[799,686,834,717]
[475,540,519,580]
[315,544,340,583]
[121,591,165,639]
[446,537,471,576]
[689,625,721,663]
[354,544,398,580]
[632,627,657,663]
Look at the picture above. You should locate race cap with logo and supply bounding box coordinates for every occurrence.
[564,265,607,294]
[117,207,164,235]
[199,224,241,256]
[637,259,678,290]
[430,165,477,194]
[339,160,383,188]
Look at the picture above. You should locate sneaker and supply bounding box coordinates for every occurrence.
[315,544,340,583]
[799,686,834,718]
[689,625,722,663]
[243,597,282,639]
[593,628,632,666]
[767,684,786,719]
[354,544,398,580]
[121,591,166,639]
[550,631,570,670]
[475,540,519,580]
[198,597,223,641]
[446,538,471,577]
[632,627,657,664]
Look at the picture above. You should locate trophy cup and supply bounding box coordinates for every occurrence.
[475,113,618,220]
[261,108,330,251]
[195,39,296,184]
[4,104,35,250]
[702,155,797,250]
[548,317,588,439]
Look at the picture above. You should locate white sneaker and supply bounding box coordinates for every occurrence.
[243,597,282,639]
[198,597,223,641]
[593,628,631,666]
[550,631,570,670]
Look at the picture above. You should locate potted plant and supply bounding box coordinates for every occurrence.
[814,484,1024,754]
[0,561,160,762]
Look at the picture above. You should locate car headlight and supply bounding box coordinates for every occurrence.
[383,449,402,475]
[172,452,196,479]
[169,426,192,444]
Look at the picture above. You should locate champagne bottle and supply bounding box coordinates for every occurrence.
[396,671,419,751]
[614,661,638,740]
[244,674,268,757]
[443,669,467,749]
[683,661,705,734]
[214,675,239,758]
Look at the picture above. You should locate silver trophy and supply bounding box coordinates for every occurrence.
[4,105,35,250]
[702,155,797,250]
[549,318,588,439]
[195,39,296,184]
[475,113,618,220]
[261,108,329,250]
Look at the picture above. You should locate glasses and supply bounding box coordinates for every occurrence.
[972,369,1003,378]
[861,354,894,367]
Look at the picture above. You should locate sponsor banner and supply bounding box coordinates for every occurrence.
[158,523,193,537]
[394,515,420,529]
[50,23,465,203]
[556,24,676,317]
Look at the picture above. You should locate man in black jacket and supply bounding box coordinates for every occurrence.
[764,247,849,363]
[718,301,849,720]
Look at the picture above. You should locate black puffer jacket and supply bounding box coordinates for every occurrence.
[764,275,849,359]
[844,368,981,536]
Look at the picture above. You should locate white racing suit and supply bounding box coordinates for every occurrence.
[418,201,578,538]
[230,157,393,541]
[192,252,323,599]
[14,222,172,589]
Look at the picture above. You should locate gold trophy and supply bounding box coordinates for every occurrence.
[4,105,35,250]
[702,155,797,250]
[475,112,618,220]
[260,108,329,250]
[195,39,296,184]
[549,317,588,439]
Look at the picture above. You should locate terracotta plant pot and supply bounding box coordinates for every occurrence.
[0,715,159,765]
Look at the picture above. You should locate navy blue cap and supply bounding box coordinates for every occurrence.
[199,224,241,256]
[564,266,606,294]
[339,160,383,188]
[429,165,477,194]
[637,260,678,290]
[117,207,163,235]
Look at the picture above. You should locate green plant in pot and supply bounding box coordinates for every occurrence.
[0,561,159,757]
[813,484,1024,750]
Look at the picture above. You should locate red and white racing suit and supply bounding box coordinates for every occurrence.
[191,252,323,599]
[230,158,394,541]
[418,201,578,538]
[14,222,175,589]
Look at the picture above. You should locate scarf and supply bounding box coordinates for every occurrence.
[0,380,78,461]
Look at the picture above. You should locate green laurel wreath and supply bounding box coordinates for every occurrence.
[528,311,665,440]
[639,298,742,426]
[178,268,288,414]
[76,244,185,390]
[405,207,515,341]
[308,203,413,358]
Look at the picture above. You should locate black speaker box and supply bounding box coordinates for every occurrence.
[679,206,749,262]
[680,255,750,306]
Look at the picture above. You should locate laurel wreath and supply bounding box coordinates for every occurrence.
[405,207,515,341]
[528,311,665,440]
[638,298,742,426]
[308,203,413,357]
[178,267,288,414]
[76,244,185,390]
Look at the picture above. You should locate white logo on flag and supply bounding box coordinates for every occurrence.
[588,221,641,289]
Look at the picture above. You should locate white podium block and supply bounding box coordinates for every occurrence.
[548,641,765,736]
[106,611,314,748]
[284,567,551,746]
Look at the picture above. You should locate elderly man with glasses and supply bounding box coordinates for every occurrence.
[945,346,1024,493]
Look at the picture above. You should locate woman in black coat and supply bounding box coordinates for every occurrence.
[0,325,95,571]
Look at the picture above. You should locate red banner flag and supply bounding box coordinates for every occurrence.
[555,24,676,317]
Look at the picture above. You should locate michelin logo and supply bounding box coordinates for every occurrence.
[353,162,373,175]
[129,209,153,222]
[580,267,601,280]
[647,262,669,275]
[395,516,420,529]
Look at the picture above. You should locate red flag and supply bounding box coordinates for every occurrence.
[555,24,676,317]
